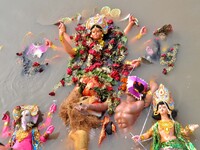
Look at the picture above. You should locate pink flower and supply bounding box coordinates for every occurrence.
[170,48,174,51]
[66,68,73,75]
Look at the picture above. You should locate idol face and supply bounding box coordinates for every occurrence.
[90,26,103,40]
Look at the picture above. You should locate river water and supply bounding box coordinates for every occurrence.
[0,0,200,149]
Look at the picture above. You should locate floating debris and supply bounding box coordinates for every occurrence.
[120,14,130,21]
[55,13,82,25]
[0,45,3,50]
[100,6,121,18]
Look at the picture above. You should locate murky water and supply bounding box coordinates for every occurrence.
[0,0,200,149]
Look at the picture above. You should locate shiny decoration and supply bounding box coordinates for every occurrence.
[153,84,174,113]
[85,14,108,34]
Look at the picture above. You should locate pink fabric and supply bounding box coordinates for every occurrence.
[12,132,33,150]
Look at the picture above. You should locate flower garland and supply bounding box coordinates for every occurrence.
[49,19,134,114]
[160,44,180,75]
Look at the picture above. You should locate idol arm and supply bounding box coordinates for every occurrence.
[139,126,153,141]
[181,124,199,137]
[124,15,137,35]
[38,103,57,130]
[58,22,76,57]
[1,112,12,138]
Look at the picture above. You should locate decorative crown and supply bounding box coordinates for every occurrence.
[86,14,108,34]
[153,84,174,114]
[13,105,39,121]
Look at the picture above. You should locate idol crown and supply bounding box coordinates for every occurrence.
[86,14,108,34]
[153,84,174,113]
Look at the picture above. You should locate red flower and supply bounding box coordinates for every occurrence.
[32,62,40,67]
[118,86,122,90]
[162,68,167,75]
[16,52,22,56]
[82,40,87,46]
[122,70,129,76]
[89,49,97,55]
[84,67,90,72]
[115,76,120,81]
[60,79,65,86]
[112,63,120,68]
[49,91,55,96]
[89,42,96,48]
[107,19,113,24]
[93,76,99,82]
[73,65,80,69]
[110,70,120,81]
[106,86,113,91]
[117,44,123,49]
[116,31,123,36]
[75,34,81,42]
[113,97,120,102]
[161,54,167,57]
[66,68,73,75]
[104,49,111,54]
[85,62,102,72]
[88,65,96,71]
[93,62,102,67]
[72,77,78,83]
[75,25,85,31]
[170,48,174,51]
[69,36,74,40]
[168,63,174,67]
[79,50,85,54]
[109,39,115,44]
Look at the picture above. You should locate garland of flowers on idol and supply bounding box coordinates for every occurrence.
[49,20,133,114]
[160,44,180,75]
